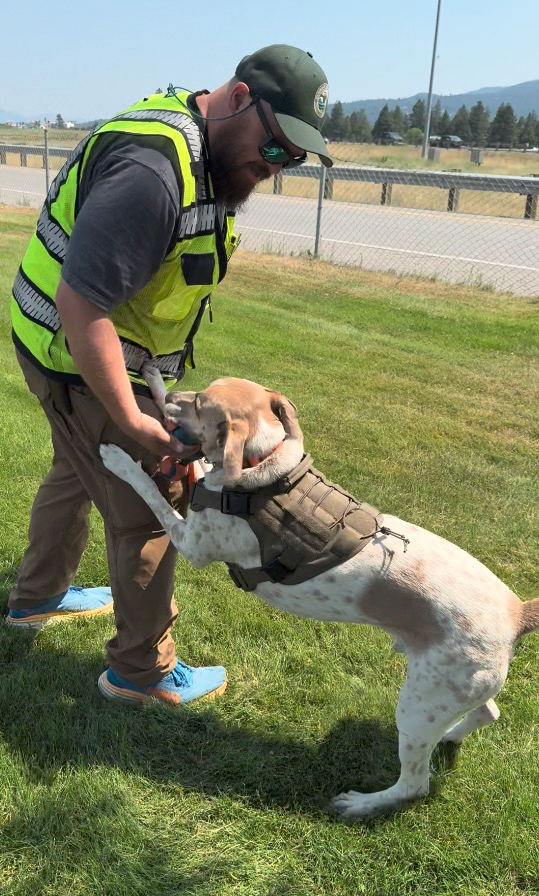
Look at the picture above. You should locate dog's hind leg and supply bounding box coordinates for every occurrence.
[330,672,489,818]
[441,699,500,743]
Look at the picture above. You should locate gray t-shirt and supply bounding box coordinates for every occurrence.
[61,130,185,312]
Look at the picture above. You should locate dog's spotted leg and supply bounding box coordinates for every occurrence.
[330,675,477,818]
[441,699,500,743]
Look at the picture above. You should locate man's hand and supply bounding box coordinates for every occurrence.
[123,410,186,457]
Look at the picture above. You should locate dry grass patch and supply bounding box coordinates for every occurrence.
[230,248,536,314]
[327,141,539,177]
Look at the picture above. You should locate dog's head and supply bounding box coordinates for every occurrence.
[165,378,303,488]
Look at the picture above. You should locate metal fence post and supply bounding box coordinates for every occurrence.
[273,173,282,194]
[44,127,50,195]
[314,163,327,257]
[447,186,460,212]
[381,182,393,205]
[525,191,538,220]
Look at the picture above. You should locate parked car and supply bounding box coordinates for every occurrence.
[429,134,463,149]
[377,131,405,146]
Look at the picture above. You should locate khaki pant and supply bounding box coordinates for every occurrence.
[9,352,181,686]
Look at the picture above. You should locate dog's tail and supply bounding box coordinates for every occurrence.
[518,597,539,638]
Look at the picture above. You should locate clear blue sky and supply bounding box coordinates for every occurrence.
[3,0,538,120]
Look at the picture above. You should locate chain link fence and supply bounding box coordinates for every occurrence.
[237,147,539,297]
[1,131,538,296]
[0,128,80,208]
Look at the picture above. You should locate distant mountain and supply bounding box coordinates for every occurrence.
[4,80,538,127]
[339,80,539,123]
[0,109,28,123]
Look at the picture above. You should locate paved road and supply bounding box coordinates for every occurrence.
[0,164,49,208]
[236,193,539,297]
[2,164,538,296]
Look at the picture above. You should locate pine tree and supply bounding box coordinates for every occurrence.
[469,101,490,146]
[328,100,346,141]
[409,99,425,131]
[372,104,393,140]
[430,99,443,134]
[489,103,517,146]
[391,105,406,135]
[55,113,65,129]
[349,109,372,143]
[450,105,472,143]
[439,110,451,136]
[518,112,539,146]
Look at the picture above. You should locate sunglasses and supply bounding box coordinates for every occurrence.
[254,100,307,170]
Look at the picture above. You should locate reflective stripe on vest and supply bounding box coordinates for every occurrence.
[36,206,68,263]
[13,268,61,332]
[11,93,237,388]
[12,266,197,381]
[111,109,202,157]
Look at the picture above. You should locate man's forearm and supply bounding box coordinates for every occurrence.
[55,279,142,433]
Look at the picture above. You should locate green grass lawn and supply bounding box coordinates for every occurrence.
[1,206,539,896]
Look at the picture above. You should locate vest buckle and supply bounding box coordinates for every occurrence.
[221,491,254,515]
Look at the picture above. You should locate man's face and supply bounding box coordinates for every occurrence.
[208,100,303,211]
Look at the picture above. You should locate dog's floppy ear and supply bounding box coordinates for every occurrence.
[222,418,250,486]
[269,393,303,442]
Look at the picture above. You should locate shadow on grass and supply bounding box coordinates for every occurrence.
[0,637,424,821]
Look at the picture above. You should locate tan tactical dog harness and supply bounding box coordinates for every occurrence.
[189,454,386,590]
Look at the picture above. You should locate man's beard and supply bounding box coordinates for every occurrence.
[208,120,271,212]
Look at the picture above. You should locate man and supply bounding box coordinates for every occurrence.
[6,45,332,706]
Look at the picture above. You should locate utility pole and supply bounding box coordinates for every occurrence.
[421,0,442,159]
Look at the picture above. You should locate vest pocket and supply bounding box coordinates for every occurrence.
[181,253,215,286]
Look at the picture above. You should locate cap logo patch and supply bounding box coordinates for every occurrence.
[314,83,329,119]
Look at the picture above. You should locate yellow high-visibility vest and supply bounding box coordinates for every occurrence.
[11,91,238,389]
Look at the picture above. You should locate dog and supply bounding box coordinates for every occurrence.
[100,374,539,817]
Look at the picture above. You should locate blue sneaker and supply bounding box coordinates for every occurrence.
[97,660,228,706]
[5,586,113,630]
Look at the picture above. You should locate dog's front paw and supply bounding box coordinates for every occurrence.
[99,443,139,479]
[330,789,384,819]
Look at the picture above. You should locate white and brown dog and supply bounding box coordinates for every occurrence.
[100,375,539,818]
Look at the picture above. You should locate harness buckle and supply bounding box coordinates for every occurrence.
[263,557,293,584]
[221,491,254,515]
[227,564,253,591]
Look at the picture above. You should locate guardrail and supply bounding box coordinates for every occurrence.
[1,143,538,220]
[0,143,71,166]
[273,164,539,220]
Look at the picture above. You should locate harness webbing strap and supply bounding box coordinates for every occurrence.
[190,455,384,590]
[190,483,255,515]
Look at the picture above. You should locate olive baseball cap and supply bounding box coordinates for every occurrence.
[235,44,332,167]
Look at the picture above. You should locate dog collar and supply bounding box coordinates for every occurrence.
[244,439,285,468]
